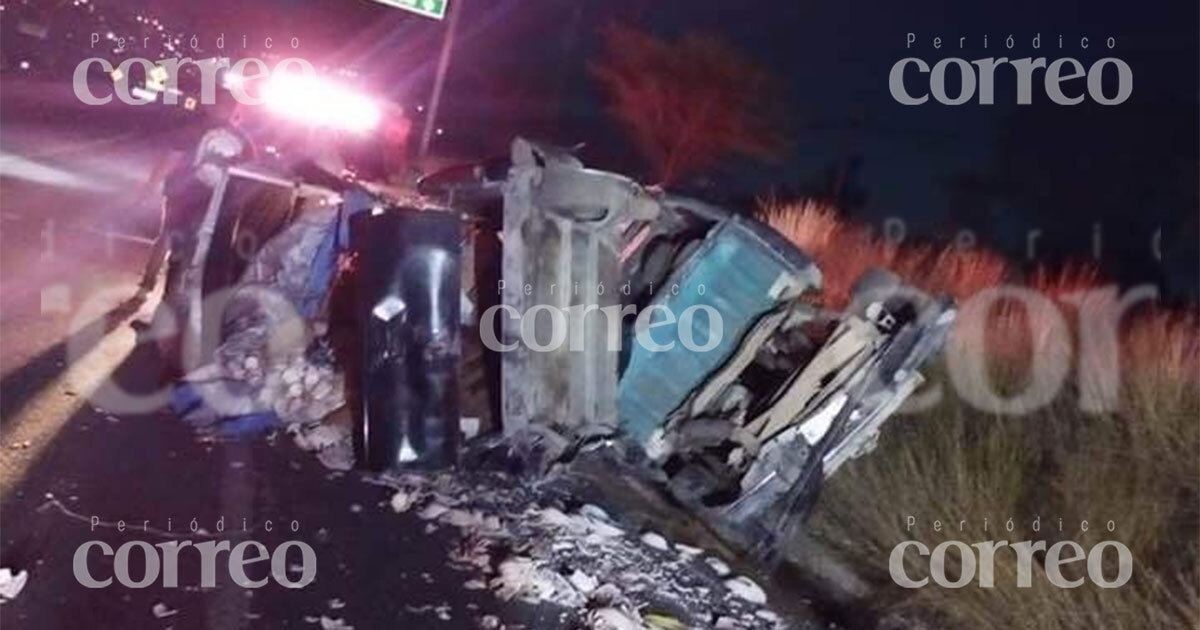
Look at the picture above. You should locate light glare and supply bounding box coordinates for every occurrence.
[261,73,382,133]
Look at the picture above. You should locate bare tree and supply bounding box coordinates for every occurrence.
[590,23,789,186]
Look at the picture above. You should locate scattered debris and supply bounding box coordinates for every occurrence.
[291,407,355,471]
[589,583,623,607]
[318,615,354,630]
[579,504,611,522]
[315,442,354,471]
[418,502,451,521]
[368,472,784,629]
[705,556,732,578]
[390,490,418,513]
[567,569,599,594]
[644,612,689,630]
[639,531,670,551]
[461,417,482,440]
[754,610,780,624]
[588,607,642,630]
[714,616,742,629]
[723,576,767,605]
[0,568,28,602]
[492,556,585,608]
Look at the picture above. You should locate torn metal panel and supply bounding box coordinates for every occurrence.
[820,290,956,475]
[682,308,793,420]
[741,316,879,444]
[500,138,666,437]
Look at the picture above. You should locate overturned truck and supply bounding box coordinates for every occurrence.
[170,137,953,563]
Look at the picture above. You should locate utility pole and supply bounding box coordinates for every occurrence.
[418,0,463,163]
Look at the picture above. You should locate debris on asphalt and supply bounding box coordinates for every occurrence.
[289,406,355,471]
[589,607,642,630]
[724,576,768,605]
[369,472,786,629]
[567,569,599,594]
[705,556,732,578]
[0,568,29,602]
[418,501,451,521]
[318,615,354,630]
[639,531,670,551]
[389,490,418,513]
[643,612,689,630]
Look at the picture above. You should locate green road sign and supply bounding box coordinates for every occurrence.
[371,0,447,20]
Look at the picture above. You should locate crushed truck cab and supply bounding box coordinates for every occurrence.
[498,139,954,554]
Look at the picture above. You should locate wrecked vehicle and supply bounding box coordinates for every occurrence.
[160,137,953,562]
[492,141,950,554]
[453,139,954,557]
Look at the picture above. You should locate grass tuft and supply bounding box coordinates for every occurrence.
[763,200,1199,629]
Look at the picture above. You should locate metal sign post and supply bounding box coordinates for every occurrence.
[417,0,462,162]
[370,0,459,163]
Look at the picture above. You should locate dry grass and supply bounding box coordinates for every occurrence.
[763,200,1200,629]
[762,200,1009,306]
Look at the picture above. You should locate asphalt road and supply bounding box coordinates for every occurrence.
[0,82,570,629]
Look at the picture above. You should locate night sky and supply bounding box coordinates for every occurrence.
[5,0,1198,295]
